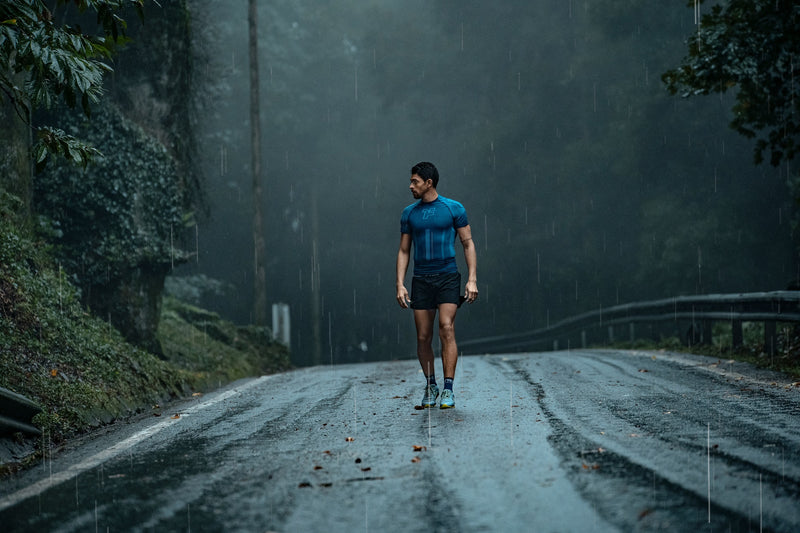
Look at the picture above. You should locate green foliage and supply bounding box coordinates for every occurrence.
[34,102,187,291]
[663,0,800,167]
[157,297,291,391]
[0,205,184,441]
[0,0,145,167]
[164,274,234,307]
[0,207,290,450]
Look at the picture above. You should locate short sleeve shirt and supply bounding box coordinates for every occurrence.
[400,195,469,276]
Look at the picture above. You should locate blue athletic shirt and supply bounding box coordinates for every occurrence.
[400,195,469,276]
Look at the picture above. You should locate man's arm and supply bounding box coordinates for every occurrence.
[396,233,412,308]
[457,225,478,303]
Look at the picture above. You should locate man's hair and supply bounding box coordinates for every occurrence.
[411,161,439,188]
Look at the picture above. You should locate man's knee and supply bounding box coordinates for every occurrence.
[438,321,455,342]
[417,331,434,345]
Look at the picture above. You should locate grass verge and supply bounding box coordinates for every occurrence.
[0,216,290,477]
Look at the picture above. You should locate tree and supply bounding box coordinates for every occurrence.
[248,0,268,327]
[662,0,800,168]
[30,0,205,354]
[0,0,145,170]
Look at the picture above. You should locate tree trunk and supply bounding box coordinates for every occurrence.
[0,102,32,223]
[310,186,322,365]
[249,0,268,326]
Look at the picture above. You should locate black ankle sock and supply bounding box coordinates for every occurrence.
[444,378,454,391]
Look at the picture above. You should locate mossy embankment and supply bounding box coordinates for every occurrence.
[0,213,291,475]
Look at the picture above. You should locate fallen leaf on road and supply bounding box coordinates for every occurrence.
[355,458,362,463]
[638,369,649,373]
[298,482,312,488]
[413,445,427,452]
[50,368,58,377]
[171,414,180,419]
[361,467,371,472]
[314,465,323,470]
[345,437,354,442]
[411,456,421,463]
[414,405,424,410]
[320,482,333,487]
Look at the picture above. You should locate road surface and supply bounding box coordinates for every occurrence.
[1,349,798,532]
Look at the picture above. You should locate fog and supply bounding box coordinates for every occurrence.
[175,0,797,365]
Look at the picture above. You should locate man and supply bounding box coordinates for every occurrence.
[396,161,478,409]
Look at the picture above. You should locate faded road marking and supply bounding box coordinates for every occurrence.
[0,375,276,512]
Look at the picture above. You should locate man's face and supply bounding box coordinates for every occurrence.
[409,174,432,199]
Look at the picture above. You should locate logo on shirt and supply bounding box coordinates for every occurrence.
[422,207,436,220]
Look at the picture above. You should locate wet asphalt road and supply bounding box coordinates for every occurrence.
[1,349,799,532]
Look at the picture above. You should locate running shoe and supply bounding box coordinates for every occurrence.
[439,389,455,409]
[421,384,440,408]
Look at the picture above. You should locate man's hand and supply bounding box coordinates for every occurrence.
[397,285,411,308]
[464,280,478,304]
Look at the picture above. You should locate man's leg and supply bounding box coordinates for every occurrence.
[438,303,458,378]
[437,303,458,409]
[414,309,437,374]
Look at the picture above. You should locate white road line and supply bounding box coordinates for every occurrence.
[0,375,275,512]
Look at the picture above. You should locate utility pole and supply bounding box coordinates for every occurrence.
[248,0,267,326]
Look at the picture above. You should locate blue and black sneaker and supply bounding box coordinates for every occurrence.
[421,384,440,408]
[439,389,455,409]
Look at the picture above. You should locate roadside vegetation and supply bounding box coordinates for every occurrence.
[605,322,800,381]
[0,210,290,476]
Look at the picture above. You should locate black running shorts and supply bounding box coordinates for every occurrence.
[410,272,461,310]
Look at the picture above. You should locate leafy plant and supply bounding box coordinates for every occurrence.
[663,0,800,168]
[0,0,145,168]
[35,102,187,290]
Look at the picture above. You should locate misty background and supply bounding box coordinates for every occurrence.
[170,0,797,366]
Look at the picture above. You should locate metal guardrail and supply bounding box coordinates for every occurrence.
[460,291,800,355]
[0,386,42,436]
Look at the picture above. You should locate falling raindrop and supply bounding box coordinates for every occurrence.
[509,383,514,448]
[484,214,488,251]
[707,423,711,523]
[354,63,359,102]
[329,311,333,366]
